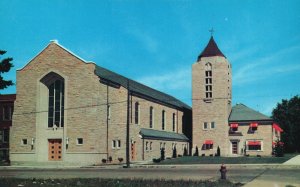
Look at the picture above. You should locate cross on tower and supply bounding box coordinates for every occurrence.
[209,28,214,36]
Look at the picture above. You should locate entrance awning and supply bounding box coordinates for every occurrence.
[230,123,238,128]
[247,141,261,145]
[204,140,213,144]
[250,123,258,128]
[273,123,283,132]
[272,141,284,146]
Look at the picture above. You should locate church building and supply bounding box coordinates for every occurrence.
[192,36,283,156]
[10,41,191,165]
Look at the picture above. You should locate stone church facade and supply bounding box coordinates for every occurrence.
[192,37,283,156]
[10,41,191,165]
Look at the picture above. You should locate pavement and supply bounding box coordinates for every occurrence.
[283,155,300,165]
[0,155,300,186]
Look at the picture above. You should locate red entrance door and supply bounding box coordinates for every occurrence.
[232,141,238,154]
[48,139,62,161]
[131,142,136,161]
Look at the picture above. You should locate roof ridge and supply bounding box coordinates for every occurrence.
[95,65,191,110]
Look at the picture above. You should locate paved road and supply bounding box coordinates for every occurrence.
[0,165,299,186]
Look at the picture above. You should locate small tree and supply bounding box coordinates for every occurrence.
[0,50,14,90]
[193,146,199,156]
[216,146,221,156]
[172,147,177,158]
[160,148,165,160]
[274,140,284,157]
[183,146,188,156]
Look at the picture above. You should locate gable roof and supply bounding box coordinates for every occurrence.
[197,36,225,61]
[140,128,189,142]
[95,65,191,110]
[229,104,272,122]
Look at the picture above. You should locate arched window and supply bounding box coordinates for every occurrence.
[162,110,166,130]
[134,102,139,124]
[205,63,212,99]
[149,106,154,128]
[41,72,65,128]
[172,113,176,132]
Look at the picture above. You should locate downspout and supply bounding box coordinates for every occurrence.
[142,138,144,160]
[176,110,179,133]
[106,84,109,159]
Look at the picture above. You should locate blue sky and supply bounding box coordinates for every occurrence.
[1,0,300,116]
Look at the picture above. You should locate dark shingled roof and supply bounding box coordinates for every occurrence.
[197,36,225,61]
[229,104,272,122]
[94,65,191,110]
[140,128,189,141]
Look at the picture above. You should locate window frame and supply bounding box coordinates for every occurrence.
[48,79,65,128]
[22,139,28,145]
[77,138,83,145]
[246,140,263,151]
[149,106,154,128]
[211,122,215,129]
[172,113,176,132]
[203,122,208,130]
[134,102,140,125]
[162,110,166,130]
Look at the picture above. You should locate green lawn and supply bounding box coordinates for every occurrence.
[156,154,298,165]
[0,178,241,187]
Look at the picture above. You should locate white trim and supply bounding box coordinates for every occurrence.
[17,41,94,71]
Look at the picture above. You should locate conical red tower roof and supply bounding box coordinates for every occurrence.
[197,36,225,61]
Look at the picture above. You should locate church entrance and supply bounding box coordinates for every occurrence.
[231,141,238,154]
[48,139,62,161]
[131,141,136,161]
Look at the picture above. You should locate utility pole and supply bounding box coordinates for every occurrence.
[125,79,130,168]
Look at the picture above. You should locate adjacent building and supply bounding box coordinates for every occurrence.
[0,94,16,161]
[192,36,282,156]
[10,41,191,165]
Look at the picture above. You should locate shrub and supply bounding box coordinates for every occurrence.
[153,158,161,163]
[193,146,199,156]
[183,147,188,156]
[101,159,106,163]
[274,140,284,157]
[178,154,182,157]
[160,148,165,160]
[216,146,221,156]
[108,156,112,162]
[257,155,261,157]
[172,147,177,158]
[201,154,205,157]
[118,158,123,163]
[209,154,213,157]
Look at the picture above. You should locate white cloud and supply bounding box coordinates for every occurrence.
[126,28,159,53]
[136,67,191,97]
[233,44,300,86]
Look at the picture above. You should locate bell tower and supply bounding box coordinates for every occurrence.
[192,36,232,156]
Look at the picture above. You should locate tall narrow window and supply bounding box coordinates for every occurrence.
[3,106,12,120]
[172,113,176,132]
[149,106,154,128]
[3,129,9,143]
[48,80,64,128]
[205,63,212,99]
[162,110,166,130]
[134,102,139,124]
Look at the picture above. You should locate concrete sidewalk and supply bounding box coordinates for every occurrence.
[283,155,300,165]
